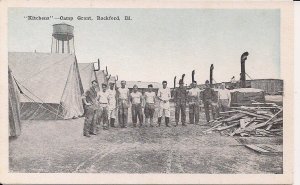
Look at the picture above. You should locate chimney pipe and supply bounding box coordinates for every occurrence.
[192,70,195,83]
[240,52,249,88]
[210,64,214,86]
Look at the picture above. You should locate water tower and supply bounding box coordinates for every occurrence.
[51,23,75,54]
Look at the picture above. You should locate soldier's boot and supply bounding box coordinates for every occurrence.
[110,118,115,127]
[174,121,178,127]
[189,113,194,124]
[165,117,170,127]
[150,118,154,127]
[157,117,161,127]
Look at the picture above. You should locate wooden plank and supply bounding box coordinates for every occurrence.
[254,109,283,130]
[231,106,280,109]
[245,144,270,153]
[222,113,246,122]
[216,122,239,131]
[237,110,270,119]
[258,145,280,152]
[219,110,238,114]
[203,122,223,133]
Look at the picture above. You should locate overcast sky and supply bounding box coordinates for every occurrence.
[8,8,280,85]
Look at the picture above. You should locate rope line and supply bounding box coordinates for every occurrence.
[21,94,65,120]
[12,74,67,114]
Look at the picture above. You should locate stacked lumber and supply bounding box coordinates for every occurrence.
[203,102,283,137]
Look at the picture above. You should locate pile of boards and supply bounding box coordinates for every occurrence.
[203,102,283,137]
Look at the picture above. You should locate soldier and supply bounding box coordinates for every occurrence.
[201,80,216,123]
[174,79,187,126]
[130,85,144,127]
[144,84,156,127]
[218,82,231,112]
[107,82,117,127]
[96,83,110,130]
[117,80,130,128]
[157,81,171,127]
[188,81,201,124]
[82,80,99,137]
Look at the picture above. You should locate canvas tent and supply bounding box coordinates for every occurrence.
[9,52,84,120]
[9,66,21,136]
[77,63,98,92]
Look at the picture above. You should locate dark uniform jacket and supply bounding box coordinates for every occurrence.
[201,87,215,103]
[82,87,98,110]
[174,87,188,105]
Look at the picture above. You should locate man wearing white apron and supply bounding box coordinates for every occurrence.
[157,81,171,127]
[108,82,117,127]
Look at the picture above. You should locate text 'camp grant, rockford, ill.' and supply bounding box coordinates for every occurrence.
[24,15,132,21]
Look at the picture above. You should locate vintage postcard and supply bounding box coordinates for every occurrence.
[0,0,293,184]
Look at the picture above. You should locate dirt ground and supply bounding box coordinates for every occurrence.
[9,106,283,174]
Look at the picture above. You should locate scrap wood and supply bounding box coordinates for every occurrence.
[222,113,246,122]
[240,117,255,129]
[230,120,257,136]
[255,109,283,130]
[269,117,283,124]
[231,122,258,136]
[259,144,282,152]
[269,128,283,132]
[240,133,249,137]
[251,102,278,106]
[245,144,282,155]
[203,122,223,133]
[237,110,270,120]
[231,106,280,110]
[216,122,239,131]
[256,129,271,134]
[219,110,238,115]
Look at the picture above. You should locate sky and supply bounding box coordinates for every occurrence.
[8,8,280,86]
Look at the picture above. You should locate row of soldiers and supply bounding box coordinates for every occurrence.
[81,79,231,137]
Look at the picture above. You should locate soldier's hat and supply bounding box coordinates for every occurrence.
[205,80,210,84]
[148,84,153,88]
[162,81,167,84]
[102,83,107,87]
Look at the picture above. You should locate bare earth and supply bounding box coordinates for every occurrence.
[9,107,283,173]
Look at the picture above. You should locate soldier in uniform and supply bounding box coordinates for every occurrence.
[188,81,201,124]
[144,84,156,127]
[82,80,99,137]
[130,85,144,127]
[117,80,130,128]
[174,79,187,126]
[107,82,117,127]
[157,81,171,127]
[96,83,110,130]
[201,80,216,123]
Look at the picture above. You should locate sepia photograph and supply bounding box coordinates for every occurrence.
[0,0,294,184]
